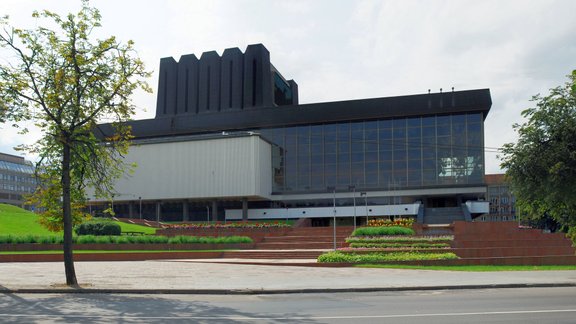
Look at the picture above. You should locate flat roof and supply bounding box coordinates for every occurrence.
[96,89,491,139]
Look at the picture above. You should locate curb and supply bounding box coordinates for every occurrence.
[2,283,576,295]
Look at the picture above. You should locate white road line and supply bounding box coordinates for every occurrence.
[1,309,576,320]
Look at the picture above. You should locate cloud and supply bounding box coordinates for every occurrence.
[1,0,575,174]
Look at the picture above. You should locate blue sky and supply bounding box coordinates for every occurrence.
[1,0,575,173]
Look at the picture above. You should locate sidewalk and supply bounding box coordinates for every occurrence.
[2,259,576,294]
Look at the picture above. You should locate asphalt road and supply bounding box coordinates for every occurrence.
[1,287,575,323]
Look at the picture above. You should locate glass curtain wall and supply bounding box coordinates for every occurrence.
[260,113,484,193]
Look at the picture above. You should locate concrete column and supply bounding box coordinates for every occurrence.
[128,202,134,219]
[183,201,189,222]
[156,201,161,223]
[211,201,218,222]
[242,198,248,221]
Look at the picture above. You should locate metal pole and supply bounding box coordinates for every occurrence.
[361,192,368,225]
[328,186,337,250]
[206,205,210,223]
[349,185,356,230]
[333,188,337,250]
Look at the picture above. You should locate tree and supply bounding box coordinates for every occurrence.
[0,1,150,286]
[500,70,576,230]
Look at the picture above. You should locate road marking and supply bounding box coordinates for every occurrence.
[1,309,576,320]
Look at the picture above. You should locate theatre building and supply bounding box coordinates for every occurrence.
[92,44,491,225]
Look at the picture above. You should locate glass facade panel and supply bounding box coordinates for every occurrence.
[261,113,485,192]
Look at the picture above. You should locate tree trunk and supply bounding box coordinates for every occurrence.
[62,141,78,287]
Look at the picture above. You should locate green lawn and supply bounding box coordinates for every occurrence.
[0,203,156,235]
[357,264,576,271]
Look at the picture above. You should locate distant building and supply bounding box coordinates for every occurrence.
[0,152,36,208]
[479,174,516,222]
[92,44,492,224]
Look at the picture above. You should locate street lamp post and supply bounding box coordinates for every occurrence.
[328,186,337,251]
[349,185,356,230]
[361,192,368,225]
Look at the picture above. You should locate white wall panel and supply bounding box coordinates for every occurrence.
[91,136,272,202]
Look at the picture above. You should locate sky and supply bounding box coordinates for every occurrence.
[0,0,575,174]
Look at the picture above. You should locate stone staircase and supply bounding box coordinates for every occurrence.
[222,226,354,259]
[424,207,465,224]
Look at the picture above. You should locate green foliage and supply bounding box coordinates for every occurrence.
[351,226,415,237]
[0,234,251,244]
[74,220,121,236]
[346,235,453,243]
[0,235,63,244]
[348,242,450,249]
[567,227,576,246]
[317,251,458,263]
[500,70,576,228]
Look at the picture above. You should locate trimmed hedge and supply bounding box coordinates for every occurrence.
[0,234,253,244]
[317,251,458,263]
[74,221,121,236]
[346,236,453,243]
[348,242,450,249]
[351,226,415,237]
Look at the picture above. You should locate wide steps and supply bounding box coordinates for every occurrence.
[222,250,324,259]
[255,242,348,250]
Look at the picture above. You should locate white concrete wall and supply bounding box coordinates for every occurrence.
[226,203,422,220]
[90,135,272,201]
[466,201,490,213]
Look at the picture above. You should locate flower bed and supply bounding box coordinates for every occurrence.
[367,218,415,228]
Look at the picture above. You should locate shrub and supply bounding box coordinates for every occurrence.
[568,226,576,246]
[348,242,450,249]
[74,220,121,236]
[351,226,415,237]
[317,251,458,263]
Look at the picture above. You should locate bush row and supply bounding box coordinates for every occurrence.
[350,226,415,237]
[317,251,458,263]
[348,242,450,249]
[346,235,453,243]
[0,234,252,244]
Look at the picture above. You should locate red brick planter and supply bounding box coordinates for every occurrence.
[0,251,223,263]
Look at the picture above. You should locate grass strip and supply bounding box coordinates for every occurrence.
[355,264,576,271]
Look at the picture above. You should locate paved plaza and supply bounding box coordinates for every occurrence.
[1,260,576,293]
